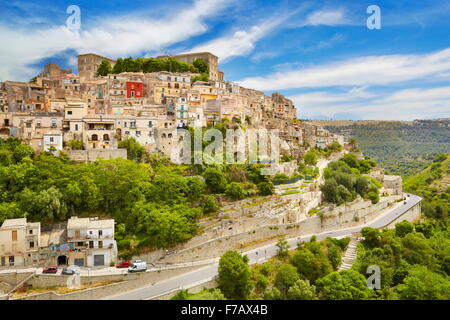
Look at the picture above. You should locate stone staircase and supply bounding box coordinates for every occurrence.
[338,233,363,271]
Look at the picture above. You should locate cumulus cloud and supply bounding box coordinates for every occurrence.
[0,0,230,81]
[239,48,450,91]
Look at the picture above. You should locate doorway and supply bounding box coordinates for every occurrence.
[57,255,67,266]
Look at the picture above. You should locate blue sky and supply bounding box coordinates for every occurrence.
[1,0,450,120]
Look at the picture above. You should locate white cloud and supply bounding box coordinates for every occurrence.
[0,0,230,81]
[187,14,294,62]
[302,9,350,26]
[186,4,313,62]
[291,86,450,120]
[239,48,450,91]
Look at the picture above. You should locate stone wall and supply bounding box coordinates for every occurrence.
[12,265,202,300]
[26,265,201,288]
[161,196,402,264]
[0,272,34,287]
[67,149,127,162]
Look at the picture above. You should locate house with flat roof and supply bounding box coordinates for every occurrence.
[66,217,117,267]
[0,218,40,267]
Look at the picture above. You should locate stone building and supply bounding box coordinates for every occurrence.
[0,218,40,268]
[78,53,116,81]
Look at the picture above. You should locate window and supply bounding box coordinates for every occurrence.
[98,241,103,248]
[103,134,109,141]
[50,137,54,142]
[89,241,94,249]
[29,230,33,235]
[136,131,141,137]
[29,241,34,248]
[92,134,98,141]
[67,110,73,115]
[12,231,17,241]
[75,124,79,131]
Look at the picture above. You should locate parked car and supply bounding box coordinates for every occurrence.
[62,265,80,275]
[116,261,132,268]
[42,267,58,274]
[128,260,147,273]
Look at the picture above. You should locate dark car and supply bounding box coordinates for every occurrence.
[116,261,132,268]
[42,267,58,274]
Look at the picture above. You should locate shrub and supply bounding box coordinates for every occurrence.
[258,181,275,196]
[225,182,247,200]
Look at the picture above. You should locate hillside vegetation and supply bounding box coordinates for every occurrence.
[322,119,450,177]
[404,153,450,219]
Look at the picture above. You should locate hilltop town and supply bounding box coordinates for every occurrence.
[0,52,343,161]
[0,52,427,301]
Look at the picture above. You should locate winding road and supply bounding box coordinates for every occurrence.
[105,193,422,300]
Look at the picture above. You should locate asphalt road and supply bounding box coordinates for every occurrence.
[105,193,421,300]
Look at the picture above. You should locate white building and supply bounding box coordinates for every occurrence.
[43,132,63,153]
[66,217,117,267]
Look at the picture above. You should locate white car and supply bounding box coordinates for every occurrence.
[62,265,80,275]
[128,260,147,273]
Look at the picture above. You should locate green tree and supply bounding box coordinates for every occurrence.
[201,195,219,214]
[193,58,209,74]
[276,238,290,258]
[367,191,380,204]
[287,279,318,300]
[203,167,227,193]
[257,181,274,196]
[67,139,84,150]
[320,179,339,204]
[118,137,146,162]
[275,264,299,294]
[395,266,450,300]
[225,182,246,200]
[218,251,253,299]
[96,60,113,76]
[327,246,342,270]
[291,248,333,282]
[361,227,381,248]
[112,58,124,73]
[263,287,283,300]
[395,221,414,238]
[316,269,374,300]
[303,151,318,166]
